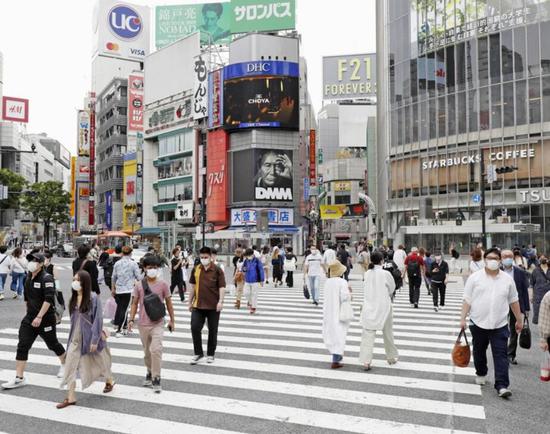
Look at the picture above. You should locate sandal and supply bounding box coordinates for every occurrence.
[387,358,398,365]
[56,399,76,409]
[103,381,115,393]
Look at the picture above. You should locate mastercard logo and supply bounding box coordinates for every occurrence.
[106,42,119,51]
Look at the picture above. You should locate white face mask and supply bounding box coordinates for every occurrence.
[27,262,39,273]
[146,268,160,279]
[200,258,211,267]
[71,280,81,291]
[435,256,442,263]
[486,259,500,271]
[310,249,317,255]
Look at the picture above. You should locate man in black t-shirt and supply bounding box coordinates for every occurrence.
[1,253,66,389]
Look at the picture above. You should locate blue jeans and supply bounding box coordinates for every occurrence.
[11,272,25,296]
[0,273,7,294]
[332,354,343,363]
[470,323,510,390]
[308,275,320,302]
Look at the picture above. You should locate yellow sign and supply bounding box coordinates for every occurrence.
[320,205,346,220]
[333,181,351,192]
[70,157,76,217]
[122,155,139,233]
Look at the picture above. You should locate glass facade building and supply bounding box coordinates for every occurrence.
[381,0,550,251]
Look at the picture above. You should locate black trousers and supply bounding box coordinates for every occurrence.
[508,309,519,359]
[408,277,421,304]
[191,309,220,357]
[431,281,446,307]
[170,280,186,301]
[285,271,294,287]
[114,293,132,330]
[16,316,65,361]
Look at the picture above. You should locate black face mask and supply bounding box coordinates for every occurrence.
[541,259,548,265]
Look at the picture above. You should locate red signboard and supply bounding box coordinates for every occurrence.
[128,74,144,132]
[88,93,96,226]
[309,129,316,186]
[208,69,223,129]
[206,130,229,224]
[2,96,29,123]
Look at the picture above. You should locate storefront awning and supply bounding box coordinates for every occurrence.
[269,226,299,233]
[135,227,162,235]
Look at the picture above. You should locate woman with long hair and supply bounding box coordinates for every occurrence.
[10,247,27,299]
[271,246,283,287]
[57,270,114,409]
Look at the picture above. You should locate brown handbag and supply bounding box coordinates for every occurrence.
[452,328,471,368]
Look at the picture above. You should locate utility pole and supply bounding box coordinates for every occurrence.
[201,171,206,247]
[479,148,487,249]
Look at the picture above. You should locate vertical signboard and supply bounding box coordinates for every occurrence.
[128,74,144,131]
[207,68,223,129]
[70,157,76,229]
[87,93,96,226]
[77,110,90,157]
[1,96,29,123]
[206,130,229,223]
[309,129,316,186]
[193,54,208,120]
[230,0,296,33]
[105,191,113,230]
[123,152,139,231]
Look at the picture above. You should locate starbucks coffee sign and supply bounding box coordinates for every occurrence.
[422,148,535,170]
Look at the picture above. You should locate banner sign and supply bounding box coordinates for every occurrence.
[128,74,144,131]
[322,54,376,100]
[320,205,346,220]
[230,0,295,33]
[333,181,352,191]
[144,95,193,137]
[206,130,229,223]
[155,2,231,49]
[77,110,90,157]
[208,68,223,129]
[231,207,293,226]
[193,55,208,120]
[105,191,113,231]
[2,96,29,123]
[309,129,316,186]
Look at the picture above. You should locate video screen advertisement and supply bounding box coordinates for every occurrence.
[223,60,299,130]
[233,149,293,203]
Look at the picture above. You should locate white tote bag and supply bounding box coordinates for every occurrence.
[339,300,355,323]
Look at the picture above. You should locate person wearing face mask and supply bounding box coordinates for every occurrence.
[128,255,174,393]
[428,253,449,312]
[2,253,66,390]
[304,245,325,306]
[460,248,523,398]
[242,248,265,314]
[500,250,530,365]
[530,255,550,325]
[188,247,226,365]
[170,247,186,302]
[57,270,115,408]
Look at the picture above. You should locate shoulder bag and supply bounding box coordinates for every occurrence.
[303,283,310,300]
[142,279,166,322]
[451,328,471,367]
[339,299,355,323]
[519,316,531,349]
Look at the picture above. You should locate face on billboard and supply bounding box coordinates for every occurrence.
[223,76,299,129]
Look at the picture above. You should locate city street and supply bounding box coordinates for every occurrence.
[0,259,546,433]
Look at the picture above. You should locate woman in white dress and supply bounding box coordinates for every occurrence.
[322,261,353,369]
[359,251,398,371]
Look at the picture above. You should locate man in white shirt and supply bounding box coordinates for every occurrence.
[305,246,325,306]
[0,245,12,300]
[393,245,407,273]
[459,248,523,398]
[322,244,336,274]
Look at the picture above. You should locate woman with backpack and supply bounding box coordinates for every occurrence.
[57,270,114,408]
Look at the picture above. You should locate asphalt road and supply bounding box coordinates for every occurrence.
[0,259,547,433]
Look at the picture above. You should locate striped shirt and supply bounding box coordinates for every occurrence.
[539,291,550,342]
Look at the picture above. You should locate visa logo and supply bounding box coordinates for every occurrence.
[130,48,145,56]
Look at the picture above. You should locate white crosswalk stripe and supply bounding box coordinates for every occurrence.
[0,276,485,433]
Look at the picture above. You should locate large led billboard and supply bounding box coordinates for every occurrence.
[223,60,299,130]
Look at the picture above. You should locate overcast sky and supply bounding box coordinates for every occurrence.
[0,0,376,155]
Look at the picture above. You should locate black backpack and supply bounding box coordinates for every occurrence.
[142,278,166,322]
[407,259,421,278]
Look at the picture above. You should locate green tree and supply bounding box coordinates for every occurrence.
[0,168,27,212]
[21,181,71,246]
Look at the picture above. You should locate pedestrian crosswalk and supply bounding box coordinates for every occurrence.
[0,275,486,433]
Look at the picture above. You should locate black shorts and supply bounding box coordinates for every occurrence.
[16,315,65,361]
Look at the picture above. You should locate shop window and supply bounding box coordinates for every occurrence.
[480,86,490,130]
[478,36,489,87]
[501,30,514,82]
[466,39,477,90]
[448,94,456,136]
[490,34,501,84]
[456,43,466,92]
[516,80,527,126]
[446,45,455,93]
[541,21,550,75]
[429,98,437,139]
[514,27,526,80]
[457,92,467,134]
[529,77,542,123]
[527,23,541,77]
[503,82,515,127]
[468,89,478,132]
[438,96,446,138]
[491,84,502,128]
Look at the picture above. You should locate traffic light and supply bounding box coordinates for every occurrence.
[495,166,518,174]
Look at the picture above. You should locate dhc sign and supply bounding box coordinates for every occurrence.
[246,62,271,73]
[108,5,142,40]
[224,61,300,80]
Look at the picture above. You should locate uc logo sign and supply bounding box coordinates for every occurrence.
[108,5,142,40]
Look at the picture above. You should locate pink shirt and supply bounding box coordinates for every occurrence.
[132,279,170,326]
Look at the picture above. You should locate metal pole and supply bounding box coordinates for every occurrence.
[480,148,487,249]
[201,172,206,247]
[34,161,39,183]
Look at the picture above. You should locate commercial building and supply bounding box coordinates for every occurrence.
[377,0,550,251]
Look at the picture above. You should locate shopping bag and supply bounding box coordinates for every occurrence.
[519,316,531,349]
[103,296,117,320]
[339,300,355,323]
[451,328,471,368]
[303,284,310,300]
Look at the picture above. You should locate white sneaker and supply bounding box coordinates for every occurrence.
[498,388,512,398]
[475,375,487,385]
[206,356,215,364]
[2,377,27,389]
[0,294,4,300]
[190,355,204,365]
[434,306,439,312]
[57,364,65,379]
[115,332,123,338]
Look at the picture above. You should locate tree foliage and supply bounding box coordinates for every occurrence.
[21,181,71,245]
[0,169,27,211]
